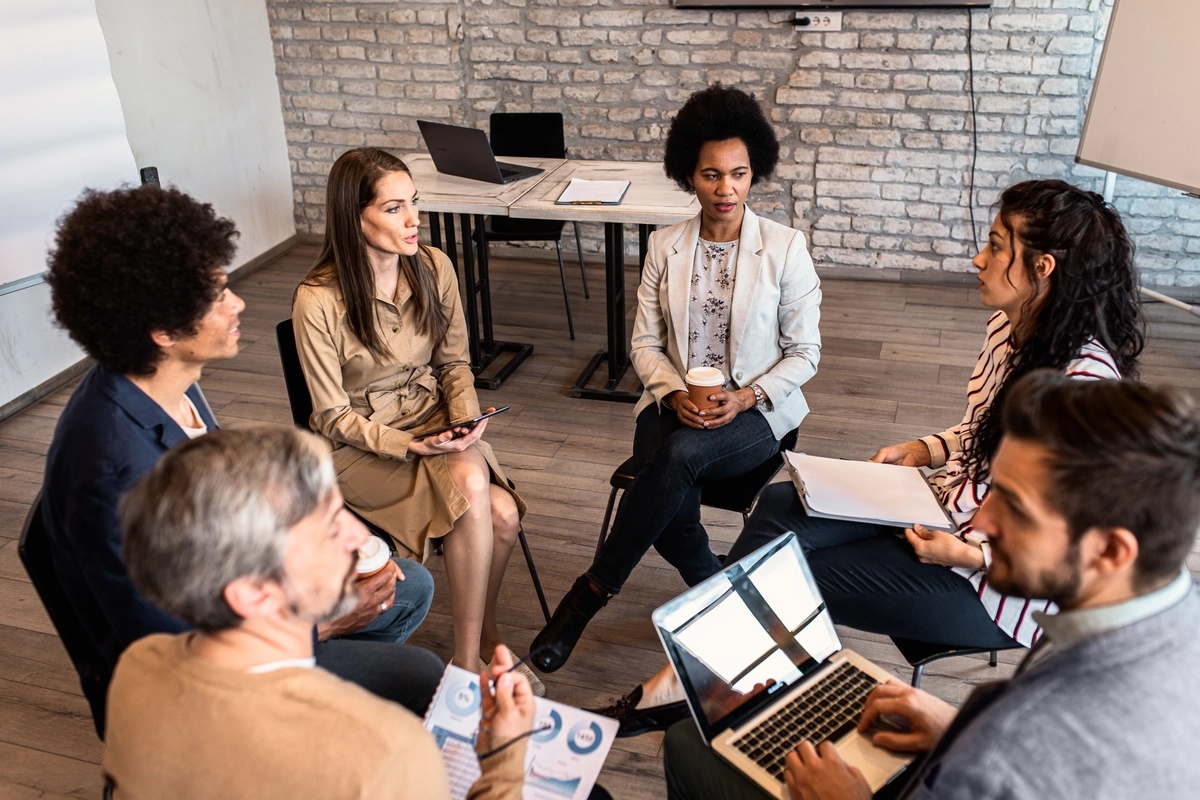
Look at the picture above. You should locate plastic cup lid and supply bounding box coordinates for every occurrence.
[356,534,391,574]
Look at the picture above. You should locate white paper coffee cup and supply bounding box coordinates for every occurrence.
[685,367,724,411]
[356,534,391,577]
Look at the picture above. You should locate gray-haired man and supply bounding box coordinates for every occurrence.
[104,426,534,799]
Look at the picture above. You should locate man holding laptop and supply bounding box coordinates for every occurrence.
[663,372,1200,799]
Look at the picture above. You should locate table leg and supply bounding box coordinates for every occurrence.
[437,213,482,369]
[428,213,443,250]
[472,214,495,355]
[570,221,639,402]
[457,213,483,370]
[442,214,532,390]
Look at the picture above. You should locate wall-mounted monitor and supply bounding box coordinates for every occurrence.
[675,0,989,7]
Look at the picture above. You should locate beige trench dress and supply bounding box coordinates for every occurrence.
[292,247,525,560]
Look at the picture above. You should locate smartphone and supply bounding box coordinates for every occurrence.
[417,406,509,439]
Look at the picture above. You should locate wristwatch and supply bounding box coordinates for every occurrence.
[749,383,770,412]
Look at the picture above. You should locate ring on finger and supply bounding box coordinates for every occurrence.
[380,602,388,612]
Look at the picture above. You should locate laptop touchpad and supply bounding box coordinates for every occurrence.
[835,732,910,791]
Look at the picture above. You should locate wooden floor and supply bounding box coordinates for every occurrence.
[2,241,1199,799]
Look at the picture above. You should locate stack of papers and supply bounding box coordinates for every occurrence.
[554,177,631,205]
[782,452,955,531]
[423,665,619,800]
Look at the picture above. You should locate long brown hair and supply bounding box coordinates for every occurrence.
[962,179,1144,480]
[301,147,448,358]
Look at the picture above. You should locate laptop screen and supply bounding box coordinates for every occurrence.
[652,533,840,743]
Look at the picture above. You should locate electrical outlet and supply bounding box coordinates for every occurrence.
[794,11,843,32]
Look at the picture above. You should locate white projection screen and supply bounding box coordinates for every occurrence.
[1077,0,1200,196]
[0,0,137,289]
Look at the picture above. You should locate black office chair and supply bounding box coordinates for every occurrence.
[596,428,801,558]
[275,319,551,622]
[891,636,1024,688]
[18,491,109,740]
[484,112,588,339]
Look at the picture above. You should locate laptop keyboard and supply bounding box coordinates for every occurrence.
[499,167,521,178]
[732,661,879,782]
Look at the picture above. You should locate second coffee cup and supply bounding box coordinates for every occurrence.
[685,366,724,411]
[356,534,392,578]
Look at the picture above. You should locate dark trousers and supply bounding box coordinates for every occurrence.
[664,718,910,800]
[315,640,444,716]
[589,404,780,594]
[728,483,1016,649]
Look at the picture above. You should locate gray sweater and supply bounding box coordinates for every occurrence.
[904,585,1200,799]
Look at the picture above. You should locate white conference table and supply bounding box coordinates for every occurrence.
[404,154,698,399]
[509,160,699,400]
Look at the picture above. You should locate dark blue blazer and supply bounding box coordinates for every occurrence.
[40,366,217,675]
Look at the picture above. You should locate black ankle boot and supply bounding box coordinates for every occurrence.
[530,575,610,673]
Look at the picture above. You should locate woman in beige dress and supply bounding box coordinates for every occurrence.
[293,147,540,691]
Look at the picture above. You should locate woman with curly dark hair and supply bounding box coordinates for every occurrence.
[531,85,823,674]
[292,147,541,692]
[590,178,1145,739]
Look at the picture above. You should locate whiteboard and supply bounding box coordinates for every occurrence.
[0,0,137,288]
[1077,0,1200,195]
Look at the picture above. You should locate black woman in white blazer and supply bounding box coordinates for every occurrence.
[532,86,822,675]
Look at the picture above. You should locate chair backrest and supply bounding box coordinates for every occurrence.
[275,318,315,430]
[489,112,566,159]
[18,491,109,739]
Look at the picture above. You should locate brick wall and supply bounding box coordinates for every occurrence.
[267,0,1199,287]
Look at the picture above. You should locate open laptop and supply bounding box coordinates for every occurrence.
[416,120,543,185]
[652,532,912,797]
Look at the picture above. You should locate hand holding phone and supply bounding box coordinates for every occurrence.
[418,406,509,440]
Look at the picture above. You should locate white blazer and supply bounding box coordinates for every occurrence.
[630,205,822,439]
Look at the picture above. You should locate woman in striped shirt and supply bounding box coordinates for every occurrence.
[598,178,1145,735]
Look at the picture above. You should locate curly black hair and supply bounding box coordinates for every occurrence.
[962,179,1145,480]
[662,84,780,193]
[47,186,239,376]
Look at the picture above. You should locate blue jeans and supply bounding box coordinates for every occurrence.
[315,557,443,715]
[339,557,435,645]
[729,483,1016,649]
[589,405,780,594]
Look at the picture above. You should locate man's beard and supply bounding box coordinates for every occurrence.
[287,560,360,624]
[988,540,1084,607]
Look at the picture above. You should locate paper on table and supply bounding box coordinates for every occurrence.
[423,664,619,800]
[783,452,956,532]
[554,177,631,205]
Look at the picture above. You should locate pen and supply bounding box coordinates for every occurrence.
[496,649,539,676]
[570,200,604,205]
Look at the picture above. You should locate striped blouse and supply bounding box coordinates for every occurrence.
[919,310,1121,647]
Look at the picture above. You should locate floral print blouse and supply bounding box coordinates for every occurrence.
[687,237,738,385]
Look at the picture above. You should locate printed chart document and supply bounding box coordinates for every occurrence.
[783,452,956,532]
[554,177,631,205]
[423,665,619,800]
